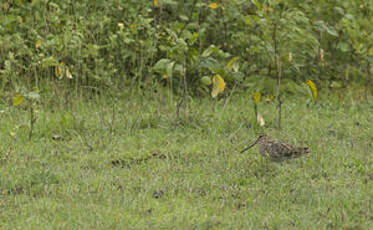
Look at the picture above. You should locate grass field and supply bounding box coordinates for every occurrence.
[0,89,372,229]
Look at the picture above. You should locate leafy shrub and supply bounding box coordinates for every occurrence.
[0,0,371,95]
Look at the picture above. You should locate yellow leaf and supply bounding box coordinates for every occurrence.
[66,67,73,79]
[371,16,373,24]
[55,62,65,78]
[129,23,137,28]
[288,52,293,63]
[154,0,159,7]
[305,80,317,102]
[263,6,273,12]
[211,74,225,98]
[35,40,42,48]
[162,73,169,79]
[10,132,16,137]
[265,94,274,102]
[245,19,251,25]
[320,48,324,62]
[17,16,23,24]
[13,94,24,106]
[117,23,124,29]
[253,92,261,104]
[256,113,265,126]
[55,66,60,77]
[368,47,373,56]
[208,3,220,9]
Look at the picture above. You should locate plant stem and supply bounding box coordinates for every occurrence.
[29,105,35,141]
[254,103,258,124]
[176,98,183,121]
[110,101,116,135]
[273,20,282,130]
[278,95,282,130]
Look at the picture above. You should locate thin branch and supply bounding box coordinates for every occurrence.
[29,105,36,141]
[273,10,284,130]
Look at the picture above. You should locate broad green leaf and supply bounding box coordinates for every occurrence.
[87,44,99,56]
[326,26,338,37]
[166,61,175,78]
[281,79,304,95]
[153,58,173,73]
[13,94,24,106]
[202,47,213,57]
[200,57,221,69]
[330,81,342,88]
[253,92,261,104]
[334,7,344,15]
[231,72,244,81]
[26,91,40,100]
[251,0,261,9]
[174,64,184,74]
[337,42,350,52]
[226,56,238,71]
[305,80,317,102]
[15,0,25,7]
[211,74,225,98]
[201,76,212,86]
[201,45,220,57]
[179,15,189,21]
[345,14,354,20]
[41,56,58,68]
[48,2,60,11]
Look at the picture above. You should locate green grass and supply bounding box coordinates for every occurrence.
[0,90,372,229]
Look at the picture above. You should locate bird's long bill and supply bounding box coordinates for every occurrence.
[240,137,260,153]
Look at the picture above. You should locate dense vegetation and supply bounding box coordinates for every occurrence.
[0,1,372,229]
[0,0,372,96]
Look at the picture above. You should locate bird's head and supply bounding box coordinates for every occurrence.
[240,133,269,153]
[256,133,268,142]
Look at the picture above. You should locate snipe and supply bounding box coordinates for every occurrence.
[241,133,309,161]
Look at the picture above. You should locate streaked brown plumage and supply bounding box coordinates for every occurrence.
[241,133,309,161]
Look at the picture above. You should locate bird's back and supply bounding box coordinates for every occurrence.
[262,139,309,161]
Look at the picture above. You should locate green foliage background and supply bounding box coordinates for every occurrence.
[0,0,372,95]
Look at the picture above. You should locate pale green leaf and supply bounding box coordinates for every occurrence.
[201,76,212,86]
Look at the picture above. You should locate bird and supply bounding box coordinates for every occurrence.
[240,133,309,161]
